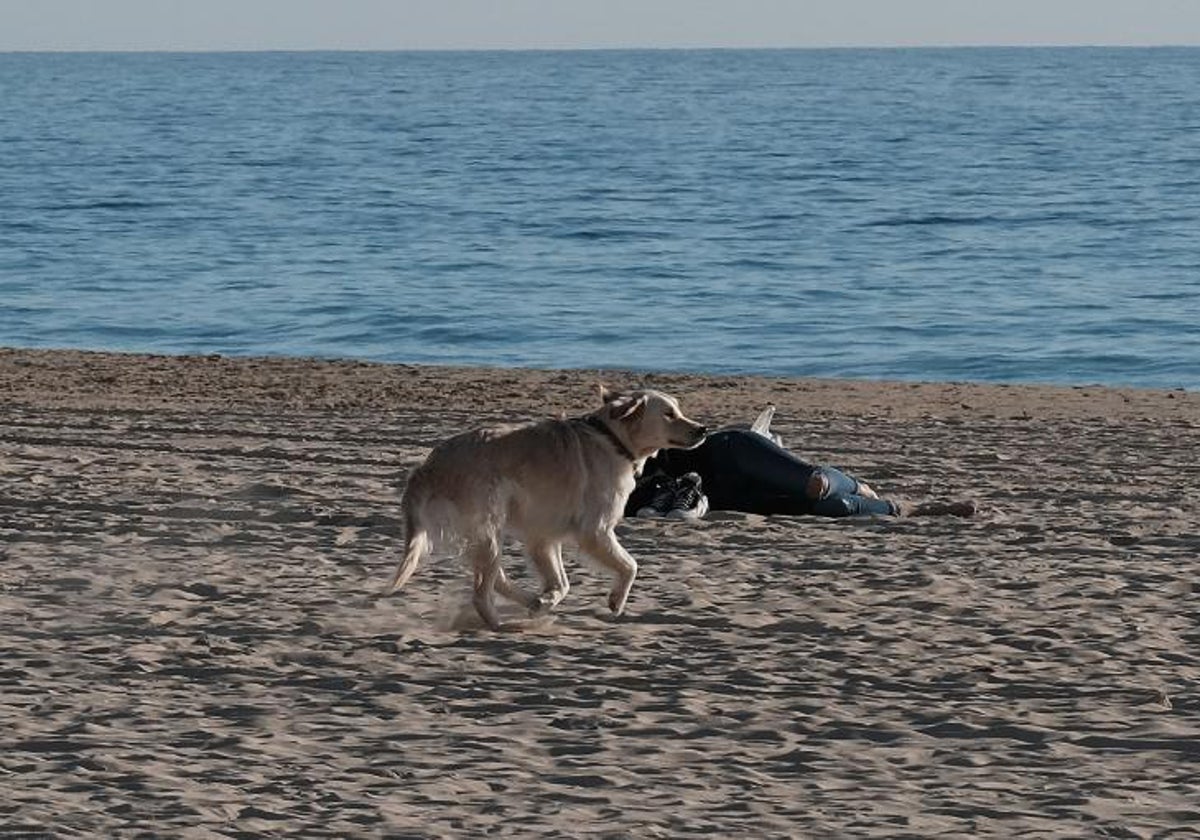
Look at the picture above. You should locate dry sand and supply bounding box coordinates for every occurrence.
[2,347,1199,838]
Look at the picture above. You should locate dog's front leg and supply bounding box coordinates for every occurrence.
[579,531,637,617]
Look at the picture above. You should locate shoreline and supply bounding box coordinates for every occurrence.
[3,346,1199,836]
[3,346,1197,422]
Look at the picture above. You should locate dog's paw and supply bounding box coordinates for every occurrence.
[607,592,628,616]
[530,589,567,616]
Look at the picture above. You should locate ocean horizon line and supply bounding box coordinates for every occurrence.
[5,44,1200,56]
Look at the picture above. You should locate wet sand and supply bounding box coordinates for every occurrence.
[2,347,1199,837]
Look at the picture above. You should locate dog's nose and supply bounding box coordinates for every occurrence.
[696,425,709,437]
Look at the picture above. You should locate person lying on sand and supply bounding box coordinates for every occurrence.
[627,407,976,520]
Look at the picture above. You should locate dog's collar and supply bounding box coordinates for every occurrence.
[583,415,638,463]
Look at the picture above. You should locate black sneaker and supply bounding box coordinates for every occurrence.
[666,472,709,521]
[635,474,677,518]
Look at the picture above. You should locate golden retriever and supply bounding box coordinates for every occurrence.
[384,387,707,630]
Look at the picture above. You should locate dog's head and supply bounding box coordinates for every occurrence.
[599,386,707,458]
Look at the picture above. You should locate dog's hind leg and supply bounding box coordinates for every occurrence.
[579,530,638,617]
[492,566,539,611]
[468,536,505,631]
[527,540,569,614]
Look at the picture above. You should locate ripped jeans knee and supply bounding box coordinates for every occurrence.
[806,466,899,517]
[806,466,860,500]
[805,470,831,500]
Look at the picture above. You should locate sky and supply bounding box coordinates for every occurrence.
[3,0,1200,52]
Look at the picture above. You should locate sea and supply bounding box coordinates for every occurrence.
[1,48,1198,390]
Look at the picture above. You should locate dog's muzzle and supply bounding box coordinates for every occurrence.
[671,425,708,449]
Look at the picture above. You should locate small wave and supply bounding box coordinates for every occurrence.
[553,227,658,242]
[414,323,517,345]
[863,211,1086,228]
[42,200,170,211]
[0,220,44,233]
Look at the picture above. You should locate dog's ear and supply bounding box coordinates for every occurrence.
[609,394,647,422]
[604,384,633,408]
[595,384,624,403]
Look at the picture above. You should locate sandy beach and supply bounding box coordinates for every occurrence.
[2,347,1198,838]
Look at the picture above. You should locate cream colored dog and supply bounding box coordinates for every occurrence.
[384,387,707,630]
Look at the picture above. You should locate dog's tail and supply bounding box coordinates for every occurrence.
[384,496,430,595]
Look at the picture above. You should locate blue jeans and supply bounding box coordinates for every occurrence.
[699,430,899,517]
[808,465,899,517]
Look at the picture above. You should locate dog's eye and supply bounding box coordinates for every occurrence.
[664,410,677,420]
